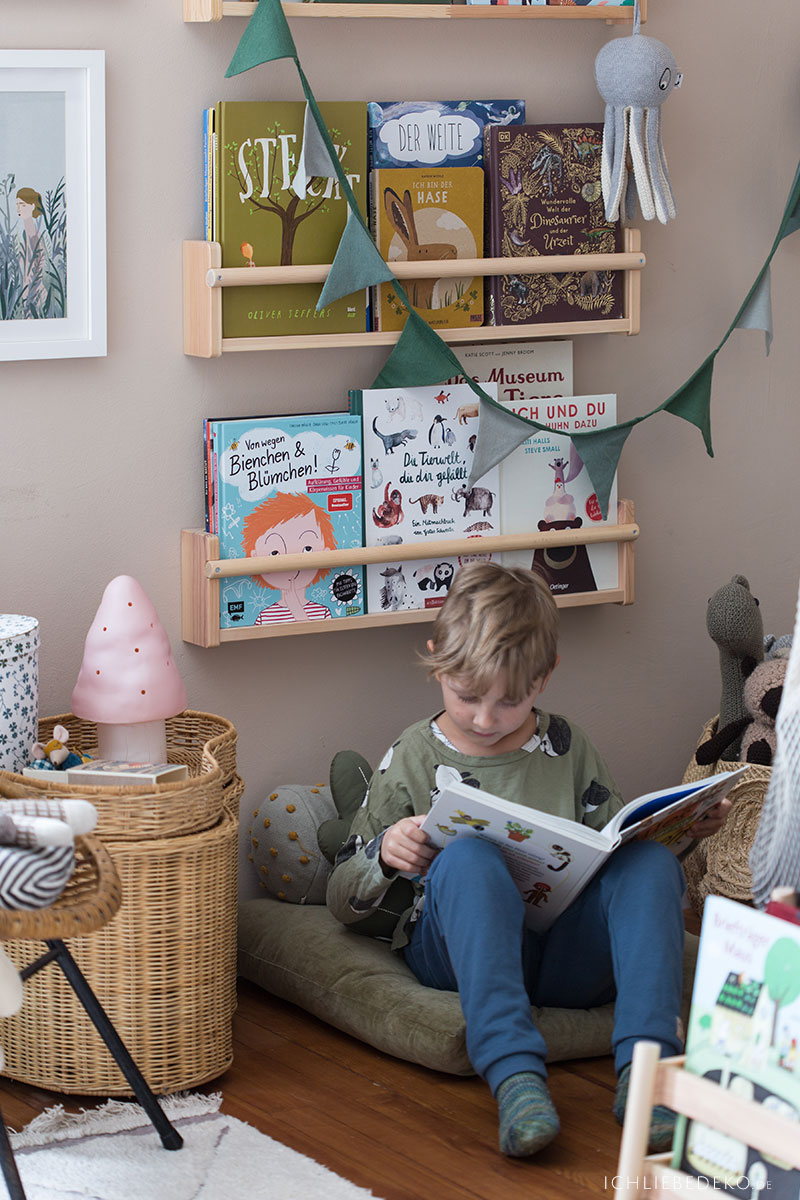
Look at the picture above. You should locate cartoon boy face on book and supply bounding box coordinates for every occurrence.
[242,492,336,623]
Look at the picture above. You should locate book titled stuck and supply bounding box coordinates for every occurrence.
[420,768,748,933]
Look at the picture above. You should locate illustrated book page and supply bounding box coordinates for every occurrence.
[420,769,747,932]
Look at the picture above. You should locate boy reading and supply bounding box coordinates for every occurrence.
[326,563,730,1158]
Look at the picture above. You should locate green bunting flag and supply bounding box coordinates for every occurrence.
[570,425,636,520]
[662,356,715,457]
[371,309,465,389]
[225,0,297,76]
[224,1,800,518]
[734,265,773,356]
[317,209,395,308]
[467,397,539,488]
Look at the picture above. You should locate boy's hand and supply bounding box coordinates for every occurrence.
[380,814,437,876]
[688,797,732,839]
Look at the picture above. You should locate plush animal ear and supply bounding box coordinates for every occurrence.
[317,749,373,865]
[52,725,70,744]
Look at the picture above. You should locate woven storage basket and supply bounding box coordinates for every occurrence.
[1,796,242,1095]
[0,710,238,840]
[680,715,771,915]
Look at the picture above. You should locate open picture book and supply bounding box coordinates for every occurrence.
[420,767,748,932]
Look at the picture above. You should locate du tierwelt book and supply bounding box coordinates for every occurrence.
[352,382,500,615]
[671,895,800,1198]
[420,769,747,933]
[210,413,364,629]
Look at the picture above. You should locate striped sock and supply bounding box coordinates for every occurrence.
[495,1071,560,1158]
[613,1063,677,1151]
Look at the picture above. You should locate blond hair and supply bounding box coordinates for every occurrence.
[423,562,559,700]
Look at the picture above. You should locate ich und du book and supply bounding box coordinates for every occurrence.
[352,382,501,615]
[208,413,364,629]
[671,894,800,1198]
[420,768,747,933]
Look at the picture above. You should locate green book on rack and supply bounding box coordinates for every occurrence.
[214,100,368,338]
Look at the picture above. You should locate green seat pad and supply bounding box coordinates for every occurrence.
[238,896,700,1075]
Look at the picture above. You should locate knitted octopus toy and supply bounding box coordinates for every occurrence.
[594,10,682,225]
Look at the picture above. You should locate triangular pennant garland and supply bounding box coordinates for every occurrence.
[224,0,800,508]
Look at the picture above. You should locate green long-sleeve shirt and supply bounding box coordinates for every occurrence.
[325,709,624,949]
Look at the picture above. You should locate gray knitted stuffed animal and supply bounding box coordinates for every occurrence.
[706,574,765,760]
[594,20,681,225]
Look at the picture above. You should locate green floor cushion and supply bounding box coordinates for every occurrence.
[238,896,700,1076]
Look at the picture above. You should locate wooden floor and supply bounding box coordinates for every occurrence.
[0,978,626,1200]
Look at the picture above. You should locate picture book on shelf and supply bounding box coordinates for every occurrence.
[367,99,525,172]
[671,895,800,1198]
[211,100,368,338]
[419,769,747,933]
[445,339,574,406]
[499,394,619,595]
[352,382,500,615]
[483,121,624,326]
[370,165,484,331]
[209,412,364,629]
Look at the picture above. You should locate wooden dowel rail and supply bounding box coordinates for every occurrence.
[206,251,646,290]
[185,0,645,21]
[206,520,640,579]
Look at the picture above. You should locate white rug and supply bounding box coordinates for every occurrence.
[10,1092,381,1199]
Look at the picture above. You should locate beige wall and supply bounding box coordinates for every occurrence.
[2,0,798,899]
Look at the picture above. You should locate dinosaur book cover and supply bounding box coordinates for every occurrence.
[370,165,484,331]
[213,100,367,338]
[483,122,623,327]
[208,412,364,629]
[352,383,500,615]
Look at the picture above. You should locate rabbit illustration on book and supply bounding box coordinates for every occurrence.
[384,187,457,310]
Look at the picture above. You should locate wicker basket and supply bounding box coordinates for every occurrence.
[1,799,242,1095]
[0,710,238,840]
[680,716,771,915]
[0,711,244,1095]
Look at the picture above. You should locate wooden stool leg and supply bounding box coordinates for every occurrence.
[0,1108,27,1200]
[45,940,183,1151]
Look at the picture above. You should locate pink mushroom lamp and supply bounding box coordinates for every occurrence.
[71,576,187,763]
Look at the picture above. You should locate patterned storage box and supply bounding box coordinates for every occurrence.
[0,615,39,775]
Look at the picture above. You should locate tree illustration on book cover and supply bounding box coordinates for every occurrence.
[215,100,367,338]
[0,90,68,322]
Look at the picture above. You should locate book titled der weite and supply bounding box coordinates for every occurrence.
[483,121,624,326]
[212,100,367,338]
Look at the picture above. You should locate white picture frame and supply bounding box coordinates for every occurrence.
[0,49,106,360]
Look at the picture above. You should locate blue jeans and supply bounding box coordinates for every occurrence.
[402,836,685,1095]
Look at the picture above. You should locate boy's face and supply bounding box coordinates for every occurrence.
[436,668,553,757]
[251,512,325,592]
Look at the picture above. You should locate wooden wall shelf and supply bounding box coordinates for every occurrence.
[184,1,645,23]
[181,500,638,646]
[183,228,643,356]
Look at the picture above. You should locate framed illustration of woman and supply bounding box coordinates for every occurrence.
[0,49,106,360]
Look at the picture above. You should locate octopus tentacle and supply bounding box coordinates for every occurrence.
[628,105,656,222]
[646,106,677,224]
[603,104,629,223]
